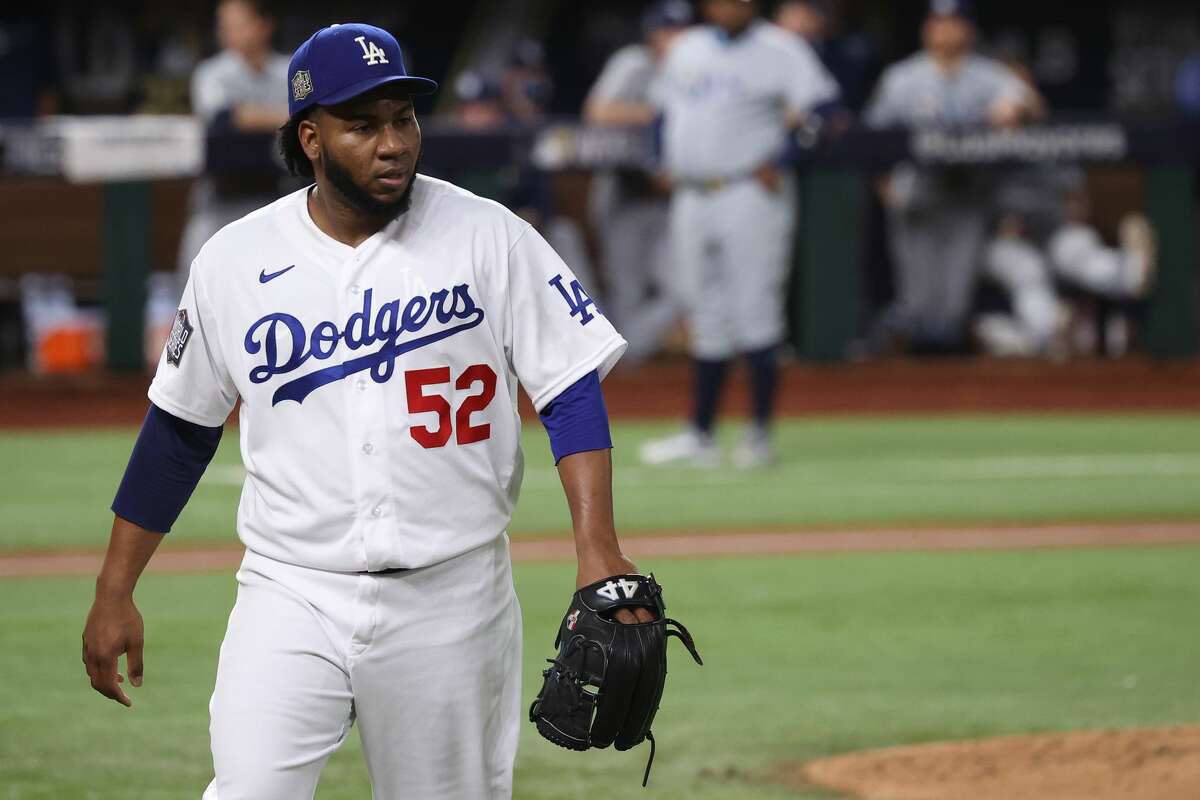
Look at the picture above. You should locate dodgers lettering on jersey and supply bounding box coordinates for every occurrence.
[656,21,838,181]
[150,176,626,572]
[244,285,486,405]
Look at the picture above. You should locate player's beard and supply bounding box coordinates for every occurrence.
[321,145,421,222]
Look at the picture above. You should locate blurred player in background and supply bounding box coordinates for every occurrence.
[452,70,507,130]
[864,0,1039,354]
[446,68,601,304]
[0,15,58,118]
[641,0,837,468]
[773,0,879,112]
[176,0,290,282]
[978,61,1156,356]
[502,38,555,124]
[584,0,693,363]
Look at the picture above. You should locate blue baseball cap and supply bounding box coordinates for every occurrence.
[928,0,975,20]
[642,0,694,36]
[287,23,438,118]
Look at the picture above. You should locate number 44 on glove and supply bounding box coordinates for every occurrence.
[529,573,702,786]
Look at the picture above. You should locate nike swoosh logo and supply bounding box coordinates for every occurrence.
[259,265,296,284]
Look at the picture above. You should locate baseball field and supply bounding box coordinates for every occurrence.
[2,362,1199,798]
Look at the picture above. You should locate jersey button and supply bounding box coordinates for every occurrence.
[350,284,361,295]
[371,506,383,517]
[362,443,374,455]
[355,378,367,391]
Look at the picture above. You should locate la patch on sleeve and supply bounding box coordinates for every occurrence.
[165,309,194,367]
[549,274,602,326]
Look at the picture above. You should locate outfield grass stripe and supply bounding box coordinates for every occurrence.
[904,453,1200,478]
[199,452,1200,491]
[3,522,1198,578]
[9,416,1200,549]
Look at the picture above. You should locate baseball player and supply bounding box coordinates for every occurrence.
[975,61,1156,356]
[584,0,693,363]
[177,0,291,282]
[979,166,1157,356]
[81,23,651,800]
[863,0,1040,353]
[773,0,879,113]
[640,0,838,468]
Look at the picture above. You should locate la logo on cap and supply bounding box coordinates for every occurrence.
[356,35,389,65]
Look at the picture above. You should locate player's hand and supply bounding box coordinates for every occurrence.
[754,163,782,194]
[82,593,145,707]
[576,552,657,625]
[876,175,897,207]
[988,98,1024,129]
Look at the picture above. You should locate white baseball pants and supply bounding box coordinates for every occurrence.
[200,535,522,800]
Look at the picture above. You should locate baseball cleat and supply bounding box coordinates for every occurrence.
[731,430,777,469]
[638,430,721,467]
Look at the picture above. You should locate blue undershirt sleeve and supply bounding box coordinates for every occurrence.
[111,404,224,534]
[538,370,613,465]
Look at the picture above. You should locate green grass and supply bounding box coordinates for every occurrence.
[4,412,1195,797]
[2,414,1200,551]
[2,546,1198,799]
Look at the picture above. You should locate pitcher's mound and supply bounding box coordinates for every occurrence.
[795,725,1200,800]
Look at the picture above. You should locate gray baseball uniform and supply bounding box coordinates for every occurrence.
[657,21,837,359]
[586,43,676,362]
[589,43,658,110]
[177,50,291,280]
[866,53,1028,347]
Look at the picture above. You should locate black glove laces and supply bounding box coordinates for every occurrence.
[548,634,609,710]
[639,619,702,788]
[665,617,704,665]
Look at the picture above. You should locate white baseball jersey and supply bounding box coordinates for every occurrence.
[656,21,838,181]
[152,176,626,572]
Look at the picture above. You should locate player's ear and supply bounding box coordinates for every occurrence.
[298,116,321,165]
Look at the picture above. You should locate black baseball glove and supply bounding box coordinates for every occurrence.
[528,573,702,786]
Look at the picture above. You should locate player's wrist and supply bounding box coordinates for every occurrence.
[574,534,624,562]
[575,548,639,589]
[94,574,138,602]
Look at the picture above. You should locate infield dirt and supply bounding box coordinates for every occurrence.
[3,521,1199,578]
[789,725,1200,800]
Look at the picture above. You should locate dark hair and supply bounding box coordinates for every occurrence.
[278,111,314,178]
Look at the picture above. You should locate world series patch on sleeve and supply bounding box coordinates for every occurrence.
[165,309,193,367]
[528,573,702,786]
